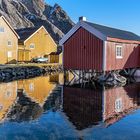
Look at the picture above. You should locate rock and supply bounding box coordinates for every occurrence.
[44,3,74,34]
[0,65,62,82]
[0,0,74,43]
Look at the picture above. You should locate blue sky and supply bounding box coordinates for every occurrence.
[46,0,140,35]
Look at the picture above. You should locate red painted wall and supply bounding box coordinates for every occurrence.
[106,41,140,71]
[64,27,140,71]
[64,27,103,71]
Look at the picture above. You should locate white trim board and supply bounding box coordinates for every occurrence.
[103,41,107,72]
[59,21,107,45]
[0,16,20,39]
[24,26,57,47]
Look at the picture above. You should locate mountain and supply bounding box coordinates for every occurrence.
[0,0,75,43]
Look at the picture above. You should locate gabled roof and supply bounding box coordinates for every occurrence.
[85,21,140,42]
[16,26,41,43]
[16,25,57,45]
[0,16,20,39]
[59,21,140,45]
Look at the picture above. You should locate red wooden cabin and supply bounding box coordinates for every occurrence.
[60,17,140,72]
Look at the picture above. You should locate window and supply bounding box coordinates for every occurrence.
[0,104,3,111]
[7,51,12,58]
[6,91,12,98]
[115,98,122,112]
[8,40,12,46]
[29,83,34,92]
[0,27,4,32]
[30,44,35,49]
[116,45,123,59]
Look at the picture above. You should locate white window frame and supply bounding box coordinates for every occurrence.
[0,104,3,111]
[116,45,123,59]
[7,40,12,47]
[29,43,35,49]
[0,27,4,33]
[29,83,34,92]
[115,98,122,112]
[7,51,12,58]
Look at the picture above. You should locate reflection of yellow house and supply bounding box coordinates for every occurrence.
[16,26,57,62]
[18,76,57,106]
[0,81,17,122]
[49,73,64,85]
[59,52,63,65]
[0,16,19,64]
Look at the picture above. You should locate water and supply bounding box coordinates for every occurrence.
[0,74,140,140]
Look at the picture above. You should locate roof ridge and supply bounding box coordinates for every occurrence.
[84,21,140,41]
[85,21,137,35]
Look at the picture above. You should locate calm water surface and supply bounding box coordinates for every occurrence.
[0,73,140,140]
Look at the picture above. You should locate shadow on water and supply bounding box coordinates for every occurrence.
[0,73,140,139]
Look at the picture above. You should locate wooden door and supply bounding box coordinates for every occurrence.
[18,50,30,61]
[18,50,24,61]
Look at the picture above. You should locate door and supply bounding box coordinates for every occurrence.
[18,50,30,61]
[18,50,24,61]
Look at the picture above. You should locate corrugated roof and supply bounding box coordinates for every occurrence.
[85,21,140,41]
[16,26,41,42]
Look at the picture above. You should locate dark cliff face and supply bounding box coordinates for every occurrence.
[0,0,75,43]
[44,3,74,34]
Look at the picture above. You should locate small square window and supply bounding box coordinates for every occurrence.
[7,51,12,58]
[116,45,123,59]
[8,41,12,46]
[0,27,4,32]
[30,44,35,49]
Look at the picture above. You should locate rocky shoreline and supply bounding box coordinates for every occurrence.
[0,65,63,82]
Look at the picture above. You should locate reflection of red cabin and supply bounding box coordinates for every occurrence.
[63,83,140,129]
[60,18,140,72]
[104,83,140,126]
[63,86,102,130]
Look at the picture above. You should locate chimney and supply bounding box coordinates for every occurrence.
[79,16,87,22]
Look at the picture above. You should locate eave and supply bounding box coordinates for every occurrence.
[107,37,140,44]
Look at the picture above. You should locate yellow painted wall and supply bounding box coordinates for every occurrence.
[17,76,57,107]
[0,81,17,121]
[0,17,18,64]
[18,27,57,62]
[59,53,63,64]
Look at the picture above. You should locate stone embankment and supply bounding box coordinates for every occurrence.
[0,65,63,82]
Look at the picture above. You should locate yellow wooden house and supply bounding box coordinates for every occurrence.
[0,16,19,64]
[16,26,58,62]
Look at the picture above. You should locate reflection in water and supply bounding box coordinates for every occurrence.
[7,91,43,122]
[17,76,57,106]
[62,83,140,130]
[0,74,63,123]
[63,87,103,130]
[0,82,17,122]
[104,84,140,126]
[0,74,140,139]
